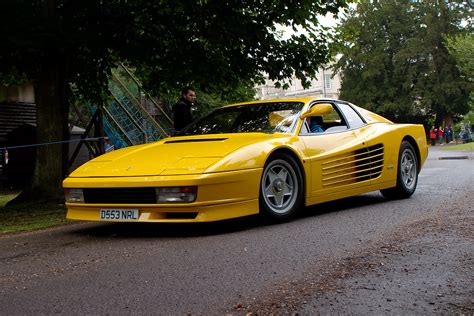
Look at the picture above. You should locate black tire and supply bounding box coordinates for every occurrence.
[381,141,418,199]
[259,153,304,222]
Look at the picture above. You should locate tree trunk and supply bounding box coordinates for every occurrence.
[7,0,69,205]
[8,63,69,204]
[443,113,453,128]
[434,110,444,129]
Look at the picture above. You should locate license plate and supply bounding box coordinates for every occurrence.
[100,209,139,221]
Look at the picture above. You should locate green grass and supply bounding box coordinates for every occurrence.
[0,193,18,207]
[0,193,70,234]
[441,142,474,151]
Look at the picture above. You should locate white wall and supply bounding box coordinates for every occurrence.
[256,67,341,100]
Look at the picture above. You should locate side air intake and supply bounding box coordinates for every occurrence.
[321,144,384,188]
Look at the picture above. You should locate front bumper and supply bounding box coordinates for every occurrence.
[64,168,262,223]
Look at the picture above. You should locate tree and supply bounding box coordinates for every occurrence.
[446,33,474,128]
[445,34,474,80]
[334,0,472,126]
[0,0,349,203]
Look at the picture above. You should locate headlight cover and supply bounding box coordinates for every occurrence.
[65,188,84,203]
[156,186,197,203]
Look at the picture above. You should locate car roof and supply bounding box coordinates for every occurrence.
[223,97,344,108]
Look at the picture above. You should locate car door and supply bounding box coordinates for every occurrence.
[300,102,366,202]
[336,102,391,189]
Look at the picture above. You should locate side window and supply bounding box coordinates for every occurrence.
[301,103,349,135]
[336,103,365,129]
[300,119,311,135]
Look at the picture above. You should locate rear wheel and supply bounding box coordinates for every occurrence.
[259,153,304,222]
[381,141,418,199]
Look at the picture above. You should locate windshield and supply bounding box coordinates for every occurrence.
[178,102,304,136]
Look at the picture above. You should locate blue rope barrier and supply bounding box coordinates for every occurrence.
[1,137,108,151]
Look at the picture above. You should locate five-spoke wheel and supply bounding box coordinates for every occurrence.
[381,141,419,199]
[259,153,303,222]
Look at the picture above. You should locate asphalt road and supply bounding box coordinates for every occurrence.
[0,146,472,315]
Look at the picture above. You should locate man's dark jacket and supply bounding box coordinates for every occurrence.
[172,98,193,131]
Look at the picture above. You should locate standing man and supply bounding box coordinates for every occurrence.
[172,86,196,133]
[445,125,453,143]
[429,126,437,146]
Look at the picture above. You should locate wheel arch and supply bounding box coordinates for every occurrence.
[401,136,421,172]
[265,147,307,199]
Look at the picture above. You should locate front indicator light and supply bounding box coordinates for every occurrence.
[64,188,84,203]
[156,186,197,203]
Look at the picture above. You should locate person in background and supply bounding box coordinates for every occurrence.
[172,86,196,133]
[429,126,437,146]
[437,126,444,145]
[445,125,453,144]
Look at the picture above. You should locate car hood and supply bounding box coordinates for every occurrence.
[69,133,281,177]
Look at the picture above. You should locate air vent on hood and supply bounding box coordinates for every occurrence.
[164,138,228,144]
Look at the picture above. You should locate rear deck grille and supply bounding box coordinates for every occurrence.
[322,144,384,188]
[83,187,157,204]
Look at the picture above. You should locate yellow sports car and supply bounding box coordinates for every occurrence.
[63,98,428,223]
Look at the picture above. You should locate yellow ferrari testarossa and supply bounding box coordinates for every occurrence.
[63,98,428,223]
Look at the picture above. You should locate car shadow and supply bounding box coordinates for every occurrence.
[68,214,263,239]
[297,192,388,220]
[68,192,390,239]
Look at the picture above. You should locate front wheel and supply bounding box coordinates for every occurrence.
[259,153,304,222]
[381,141,418,199]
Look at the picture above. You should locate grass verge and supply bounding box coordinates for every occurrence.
[441,142,474,151]
[0,192,70,235]
[0,193,18,207]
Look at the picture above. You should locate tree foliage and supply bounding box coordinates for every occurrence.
[188,83,258,118]
[1,0,349,98]
[334,0,472,126]
[0,0,349,202]
[445,33,474,85]
[446,33,474,125]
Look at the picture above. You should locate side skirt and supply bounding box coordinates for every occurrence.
[305,180,396,206]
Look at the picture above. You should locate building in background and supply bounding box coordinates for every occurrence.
[256,66,341,100]
[0,83,36,188]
